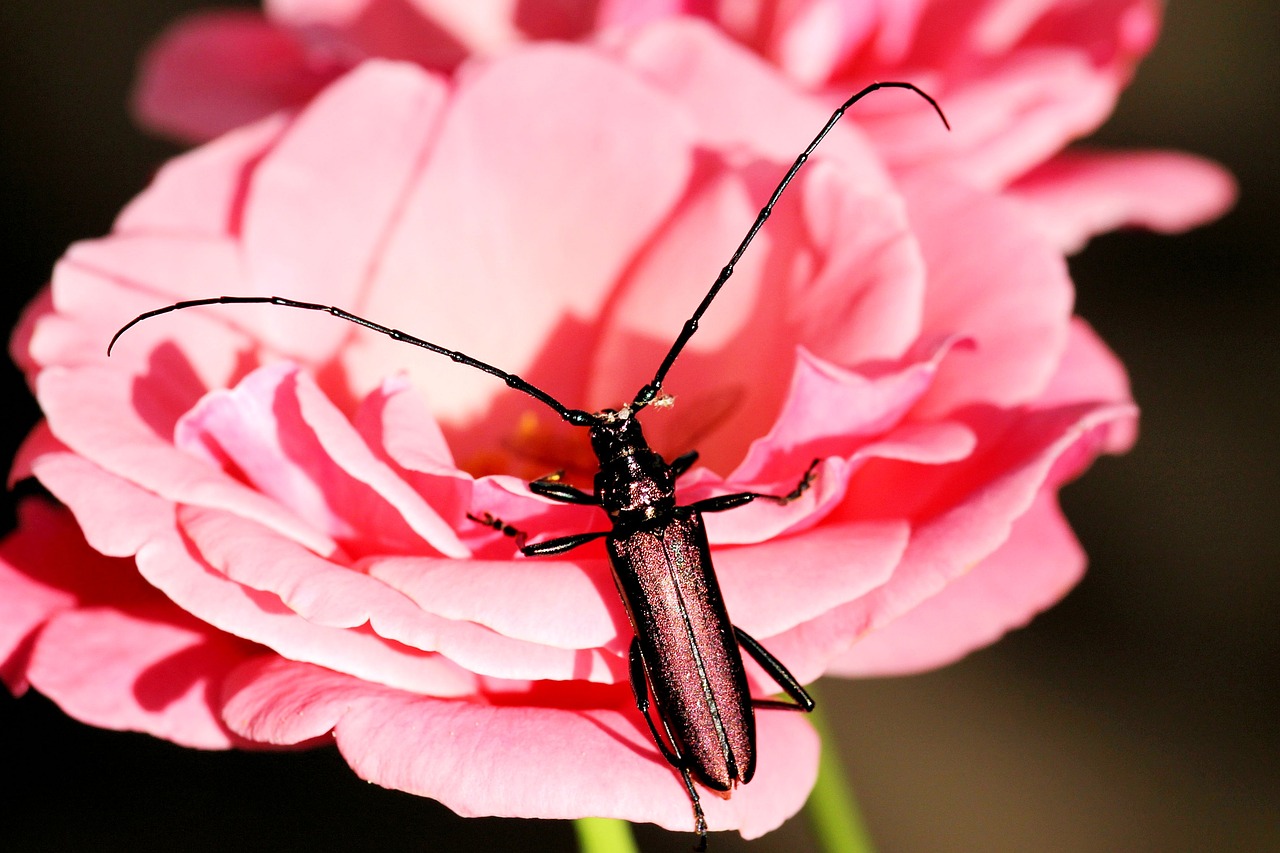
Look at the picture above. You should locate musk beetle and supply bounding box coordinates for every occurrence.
[110,81,949,848]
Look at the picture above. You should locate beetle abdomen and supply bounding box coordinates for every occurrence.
[608,508,756,791]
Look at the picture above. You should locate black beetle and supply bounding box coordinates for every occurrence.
[110,81,948,849]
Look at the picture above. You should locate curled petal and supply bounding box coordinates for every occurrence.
[175,364,465,556]
[36,365,336,557]
[734,340,966,483]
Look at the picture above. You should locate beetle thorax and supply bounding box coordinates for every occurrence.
[589,412,675,526]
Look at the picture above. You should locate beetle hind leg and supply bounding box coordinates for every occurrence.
[734,626,815,713]
[681,767,709,852]
[628,639,709,850]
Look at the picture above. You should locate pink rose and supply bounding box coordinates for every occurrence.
[6,46,1133,838]
[134,0,1234,251]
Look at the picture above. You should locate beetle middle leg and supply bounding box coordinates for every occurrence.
[629,639,709,851]
[687,457,821,515]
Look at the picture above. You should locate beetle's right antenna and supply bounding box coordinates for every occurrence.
[108,295,597,426]
[631,81,949,410]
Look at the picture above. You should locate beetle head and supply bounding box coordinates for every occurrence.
[588,407,646,463]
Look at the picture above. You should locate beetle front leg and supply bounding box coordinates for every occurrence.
[687,457,820,515]
[669,449,699,480]
[528,472,598,505]
[469,472,603,555]
[466,512,606,556]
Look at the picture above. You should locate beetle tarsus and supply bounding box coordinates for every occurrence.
[466,511,528,550]
[686,457,821,515]
[684,767,708,852]
[771,457,821,505]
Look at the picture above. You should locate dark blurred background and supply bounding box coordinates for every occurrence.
[2,2,1276,851]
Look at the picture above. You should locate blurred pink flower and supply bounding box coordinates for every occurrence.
[134,0,1234,251]
[7,45,1134,837]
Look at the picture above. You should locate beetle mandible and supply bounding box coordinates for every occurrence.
[109,81,948,849]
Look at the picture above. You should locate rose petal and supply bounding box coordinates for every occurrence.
[760,397,1135,682]
[239,61,449,362]
[222,656,819,837]
[36,365,336,557]
[0,500,90,691]
[18,430,175,558]
[176,364,465,556]
[28,604,249,748]
[1039,317,1137,455]
[364,553,624,651]
[714,519,910,638]
[116,114,288,236]
[342,47,693,426]
[830,489,1084,675]
[132,10,335,142]
[611,18,892,185]
[133,522,485,693]
[0,498,249,746]
[1008,148,1239,252]
[904,171,1074,416]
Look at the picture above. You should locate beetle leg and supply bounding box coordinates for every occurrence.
[629,639,684,766]
[520,530,607,556]
[734,627,815,713]
[669,449,699,479]
[466,513,606,556]
[629,639,708,850]
[687,458,821,514]
[529,476,599,505]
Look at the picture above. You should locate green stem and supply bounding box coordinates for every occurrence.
[574,818,640,853]
[804,683,877,853]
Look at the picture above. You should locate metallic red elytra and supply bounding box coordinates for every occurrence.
[109,82,949,849]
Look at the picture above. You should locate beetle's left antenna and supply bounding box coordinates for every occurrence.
[108,295,596,426]
[631,81,949,411]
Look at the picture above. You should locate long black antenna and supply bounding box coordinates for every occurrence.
[108,295,596,425]
[110,83,945,428]
[630,81,948,411]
